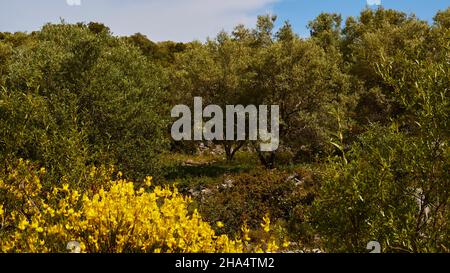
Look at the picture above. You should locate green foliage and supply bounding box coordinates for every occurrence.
[313,125,449,252]
[198,167,319,243]
[0,88,88,185]
[126,33,186,66]
[313,13,449,252]
[173,16,353,166]
[308,13,342,49]
[0,23,169,184]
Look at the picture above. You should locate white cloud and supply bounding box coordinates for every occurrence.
[101,0,280,41]
[66,0,81,6]
[366,0,381,6]
[0,0,279,42]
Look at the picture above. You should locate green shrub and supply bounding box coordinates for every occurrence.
[0,23,169,183]
[198,167,320,244]
[313,125,449,252]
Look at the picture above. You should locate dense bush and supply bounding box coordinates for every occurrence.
[312,19,449,251]
[0,23,169,183]
[198,167,320,244]
[313,126,449,252]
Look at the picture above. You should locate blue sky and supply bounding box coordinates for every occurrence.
[0,0,448,42]
[274,0,450,37]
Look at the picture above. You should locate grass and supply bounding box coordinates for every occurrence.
[160,150,261,191]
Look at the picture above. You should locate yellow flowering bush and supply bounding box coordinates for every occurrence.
[0,159,283,253]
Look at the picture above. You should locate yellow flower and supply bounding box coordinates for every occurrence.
[18,219,29,230]
[0,160,281,253]
[144,176,153,187]
[261,213,271,233]
[241,222,251,241]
